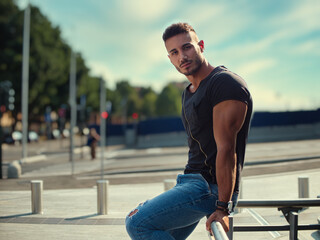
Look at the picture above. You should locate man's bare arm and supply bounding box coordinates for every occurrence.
[206,100,247,232]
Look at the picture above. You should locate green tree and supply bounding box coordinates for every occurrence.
[106,87,119,119]
[0,0,24,124]
[156,83,182,116]
[78,75,100,111]
[27,6,73,119]
[141,88,157,117]
[111,80,138,121]
[0,1,95,125]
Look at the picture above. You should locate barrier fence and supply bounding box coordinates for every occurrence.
[210,199,320,240]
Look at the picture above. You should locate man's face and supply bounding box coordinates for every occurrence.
[165,32,204,76]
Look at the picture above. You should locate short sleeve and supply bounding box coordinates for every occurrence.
[207,72,251,107]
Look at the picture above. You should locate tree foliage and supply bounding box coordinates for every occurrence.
[0,0,24,121]
[1,0,186,129]
[156,83,182,116]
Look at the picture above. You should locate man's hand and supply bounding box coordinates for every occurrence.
[206,210,230,233]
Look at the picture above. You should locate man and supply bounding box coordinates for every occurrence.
[126,22,253,239]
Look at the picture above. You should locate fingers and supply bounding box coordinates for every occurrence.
[206,212,230,233]
[221,220,229,232]
[206,214,214,232]
[206,218,211,231]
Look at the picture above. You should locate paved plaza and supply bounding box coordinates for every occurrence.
[0,139,320,239]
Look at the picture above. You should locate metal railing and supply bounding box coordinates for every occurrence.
[209,198,320,240]
[209,221,229,240]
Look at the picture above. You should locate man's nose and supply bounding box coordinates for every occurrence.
[179,54,187,62]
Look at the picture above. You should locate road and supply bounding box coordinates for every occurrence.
[1,137,320,190]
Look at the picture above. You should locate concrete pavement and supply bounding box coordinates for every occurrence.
[0,169,320,239]
[1,139,320,239]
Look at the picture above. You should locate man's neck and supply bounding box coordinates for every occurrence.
[187,61,215,93]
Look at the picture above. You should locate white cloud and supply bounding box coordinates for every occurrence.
[235,58,276,80]
[177,2,225,26]
[87,61,118,89]
[291,39,320,56]
[178,2,252,46]
[263,1,320,48]
[275,1,320,33]
[250,84,316,111]
[115,0,175,22]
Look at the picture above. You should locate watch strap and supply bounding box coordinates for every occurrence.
[216,200,228,209]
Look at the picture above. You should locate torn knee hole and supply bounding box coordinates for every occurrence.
[128,208,139,217]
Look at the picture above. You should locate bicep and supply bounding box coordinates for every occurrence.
[213,100,247,149]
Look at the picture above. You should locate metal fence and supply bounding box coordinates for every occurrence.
[210,198,320,240]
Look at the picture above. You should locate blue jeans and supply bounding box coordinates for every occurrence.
[125,173,238,240]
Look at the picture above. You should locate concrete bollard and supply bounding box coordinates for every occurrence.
[298,176,309,198]
[31,180,43,214]
[164,179,176,191]
[97,180,109,215]
[7,160,21,178]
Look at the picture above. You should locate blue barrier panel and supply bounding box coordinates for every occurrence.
[88,109,320,143]
[138,117,185,135]
[250,109,320,127]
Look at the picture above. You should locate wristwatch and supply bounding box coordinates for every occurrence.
[216,200,233,214]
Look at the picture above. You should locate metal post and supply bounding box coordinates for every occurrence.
[235,180,243,213]
[21,3,31,161]
[100,78,106,179]
[289,212,298,240]
[164,179,176,191]
[0,115,3,179]
[227,216,233,240]
[97,180,109,215]
[80,95,86,159]
[69,51,77,174]
[31,180,43,214]
[298,176,309,198]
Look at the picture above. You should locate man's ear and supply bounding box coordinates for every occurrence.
[198,40,204,52]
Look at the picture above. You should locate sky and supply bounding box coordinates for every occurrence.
[17,0,320,112]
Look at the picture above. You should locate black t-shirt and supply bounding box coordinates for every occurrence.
[181,66,253,193]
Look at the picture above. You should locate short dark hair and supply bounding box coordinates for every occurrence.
[162,22,196,42]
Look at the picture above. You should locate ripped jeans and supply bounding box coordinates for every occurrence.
[125,174,238,240]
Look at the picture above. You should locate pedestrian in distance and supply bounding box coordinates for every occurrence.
[88,128,100,160]
[126,22,253,239]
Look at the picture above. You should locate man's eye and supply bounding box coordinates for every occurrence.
[171,51,178,56]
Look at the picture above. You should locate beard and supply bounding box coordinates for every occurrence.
[176,57,202,76]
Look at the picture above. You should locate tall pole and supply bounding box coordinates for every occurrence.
[69,51,77,174]
[21,3,31,161]
[100,78,106,179]
[0,111,3,179]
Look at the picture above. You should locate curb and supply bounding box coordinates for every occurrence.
[20,154,47,164]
